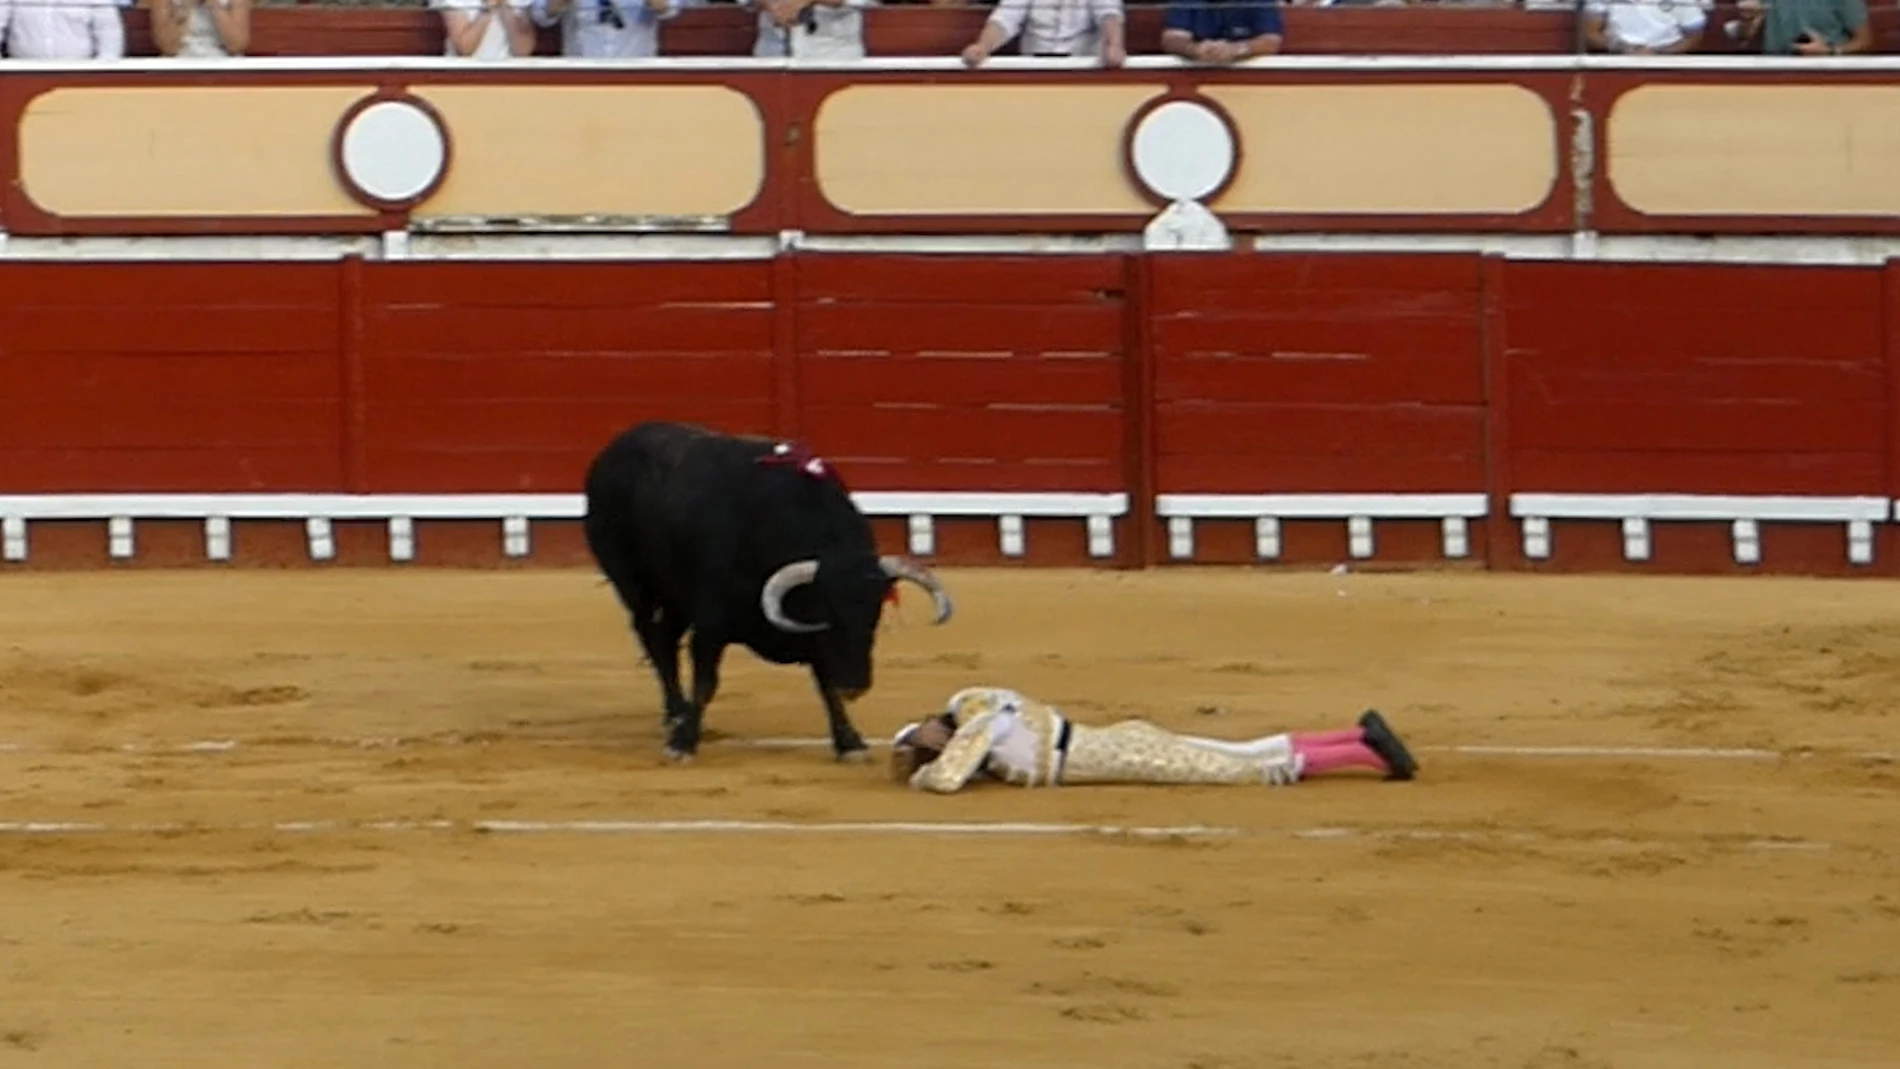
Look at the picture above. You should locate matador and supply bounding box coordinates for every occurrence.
[891,686,1418,793]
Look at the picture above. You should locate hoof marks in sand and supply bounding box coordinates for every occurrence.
[3,1030,45,1052]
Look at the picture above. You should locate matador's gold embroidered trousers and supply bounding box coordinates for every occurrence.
[1057,721,1302,786]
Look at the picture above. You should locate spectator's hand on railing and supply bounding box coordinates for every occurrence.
[959,12,1002,66]
[1727,0,1763,41]
[441,0,534,59]
[764,0,808,29]
[147,0,249,57]
[1791,27,1833,54]
[1101,8,1126,65]
[1192,37,1242,61]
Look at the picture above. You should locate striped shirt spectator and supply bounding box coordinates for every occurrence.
[532,0,683,57]
[961,0,1126,66]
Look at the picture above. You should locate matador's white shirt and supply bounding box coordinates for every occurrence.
[898,686,1069,793]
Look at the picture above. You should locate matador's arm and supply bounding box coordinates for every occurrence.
[909,710,1004,794]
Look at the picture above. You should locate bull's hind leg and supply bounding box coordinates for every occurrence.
[630,604,693,747]
[585,529,692,748]
[811,667,871,763]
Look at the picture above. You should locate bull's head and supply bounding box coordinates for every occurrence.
[758,554,953,699]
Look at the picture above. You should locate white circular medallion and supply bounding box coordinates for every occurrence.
[338,100,448,207]
[1128,100,1238,205]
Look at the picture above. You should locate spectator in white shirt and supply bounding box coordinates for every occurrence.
[531,0,682,57]
[0,0,125,58]
[144,0,249,56]
[435,0,536,58]
[750,0,873,61]
[1581,0,1711,53]
[961,0,1126,67]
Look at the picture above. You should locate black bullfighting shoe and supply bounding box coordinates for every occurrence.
[1357,709,1419,782]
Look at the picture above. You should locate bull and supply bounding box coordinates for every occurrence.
[582,420,953,763]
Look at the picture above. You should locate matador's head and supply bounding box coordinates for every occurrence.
[888,712,957,783]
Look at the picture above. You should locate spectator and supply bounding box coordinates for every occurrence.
[1160,0,1283,63]
[750,0,872,59]
[1581,0,1708,53]
[531,0,681,57]
[0,0,125,58]
[435,0,537,58]
[961,0,1127,67]
[1729,0,1871,54]
[144,0,250,56]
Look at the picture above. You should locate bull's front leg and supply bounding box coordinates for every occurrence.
[666,630,727,762]
[811,667,871,764]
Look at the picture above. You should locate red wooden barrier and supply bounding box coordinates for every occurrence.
[1,252,1895,576]
[1149,253,1489,567]
[0,261,344,494]
[789,255,1134,565]
[1493,260,1892,577]
[356,260,779,494]
[793,255,1127,495]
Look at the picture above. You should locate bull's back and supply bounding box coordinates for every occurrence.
[583,422,769,593]
[585,420,878,605]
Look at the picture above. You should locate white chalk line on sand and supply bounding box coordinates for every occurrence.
[0,816,1835,853]
[0,818,1233,839]
[1,736,1890,762]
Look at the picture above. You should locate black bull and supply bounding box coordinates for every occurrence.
[582,421,953,762]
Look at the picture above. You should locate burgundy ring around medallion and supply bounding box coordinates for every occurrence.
[329,89,454,215]
[1119,91,1243,210]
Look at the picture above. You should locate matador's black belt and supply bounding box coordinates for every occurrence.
[1050,717,1073,786]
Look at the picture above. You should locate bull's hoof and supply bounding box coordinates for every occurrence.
[835,747,873,765]
[661,747,697,765]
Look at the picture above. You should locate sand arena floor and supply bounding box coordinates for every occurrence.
[1,566,1898,1068]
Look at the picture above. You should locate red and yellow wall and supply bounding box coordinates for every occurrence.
[3,59,1898,577]
[8,61,1900,236]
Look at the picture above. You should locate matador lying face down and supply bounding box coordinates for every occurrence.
[890,687,1418,794]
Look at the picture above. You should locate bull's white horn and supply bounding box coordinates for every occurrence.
[880,556,954,625]
[761,559,827,633]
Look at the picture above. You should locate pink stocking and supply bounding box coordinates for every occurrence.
[1292,738,1389,777]
[1294,728,1367,748]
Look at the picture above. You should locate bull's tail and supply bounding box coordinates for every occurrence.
[583,513,646,612]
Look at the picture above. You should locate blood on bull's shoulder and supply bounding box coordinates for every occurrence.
[754,440,848,490]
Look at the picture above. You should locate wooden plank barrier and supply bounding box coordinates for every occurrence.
[3,252,1897,576]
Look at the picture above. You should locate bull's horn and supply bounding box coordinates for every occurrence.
[761,559,828,633]
[880,556,954,626]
